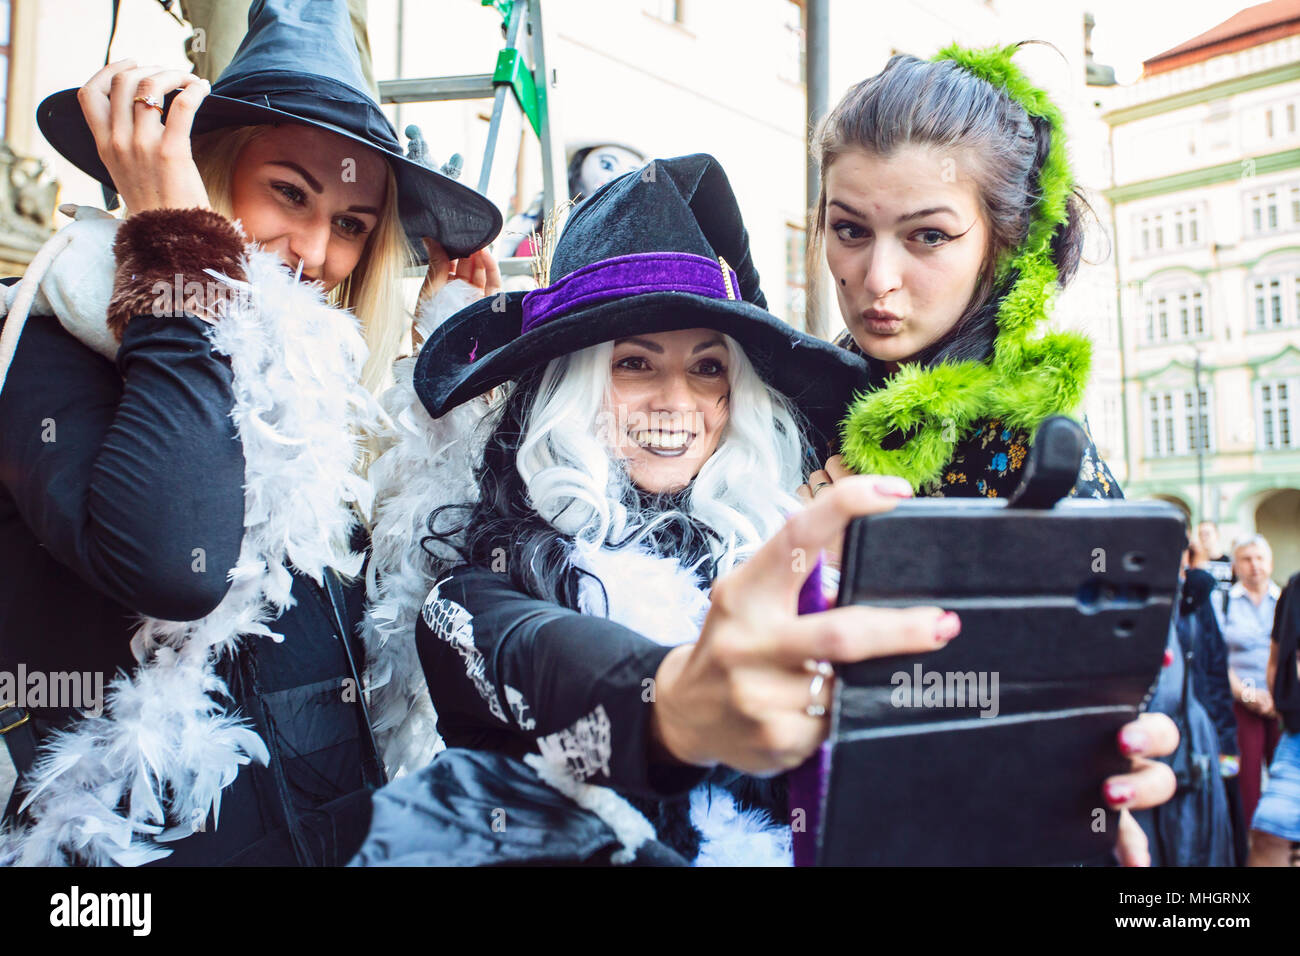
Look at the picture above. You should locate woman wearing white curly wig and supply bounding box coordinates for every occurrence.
[0,0,499,866]
[350,152,966,866]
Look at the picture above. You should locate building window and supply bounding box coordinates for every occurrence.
[1185,389,1211,453]
[1257,378,1298,450]
[1146,386,1213,457]
[1136,205,1201,257]
[1143,286,1207,343]
[1245,184,1300,235]
[785,221,806,330]
[1148,393,1173,457]
[1250,273,1300,330]
[646,0,685,25]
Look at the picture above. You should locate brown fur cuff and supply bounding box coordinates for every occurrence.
[107,207,248,339]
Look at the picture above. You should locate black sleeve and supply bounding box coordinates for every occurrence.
[1197,602,1239,756]
[416,565,710,800]
[0,308,245,622]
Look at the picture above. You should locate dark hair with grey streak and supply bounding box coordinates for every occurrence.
[808,46,1091,371]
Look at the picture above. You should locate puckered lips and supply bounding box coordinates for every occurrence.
[860,308,902,335]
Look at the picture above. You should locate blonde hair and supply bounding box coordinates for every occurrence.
[192,125,413,395]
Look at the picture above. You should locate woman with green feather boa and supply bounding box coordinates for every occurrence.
[797,43,1184,865]
[805,42,1117,501]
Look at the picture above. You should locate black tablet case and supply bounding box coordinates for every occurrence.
[818,498,1185,866]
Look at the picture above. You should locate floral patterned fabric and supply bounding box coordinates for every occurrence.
[922,417,1122,501]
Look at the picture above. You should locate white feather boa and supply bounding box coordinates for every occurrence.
[361,280,486,780]
[362,281,790,865]
[0,240,382,866]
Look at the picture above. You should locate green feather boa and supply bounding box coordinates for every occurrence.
[837,43,1092,491]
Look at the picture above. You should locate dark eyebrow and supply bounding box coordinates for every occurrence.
[828,199,960,224]
[267,160,323,194]
[896,205,958,223]
[614,336,663,353]
[613,336,726,355]
[829,199,866,219]
[345,205,380,216]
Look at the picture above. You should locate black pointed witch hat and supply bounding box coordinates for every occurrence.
[36,0,501,260]
[413,153,868,447]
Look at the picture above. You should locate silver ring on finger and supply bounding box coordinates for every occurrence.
[805,660,833,717]
[812,481,831,496]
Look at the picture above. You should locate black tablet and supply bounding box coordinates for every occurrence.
[817,443,1184,865]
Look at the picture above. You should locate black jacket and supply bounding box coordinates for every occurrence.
[1133,621,1235,867]
[1177,569,1238,756]
[0,298,381,866]
[406,564,786,864]
[1271,571,1300,735]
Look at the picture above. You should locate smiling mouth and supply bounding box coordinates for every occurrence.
[630,430,695,457]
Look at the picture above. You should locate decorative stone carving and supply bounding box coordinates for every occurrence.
[0,141,59,270]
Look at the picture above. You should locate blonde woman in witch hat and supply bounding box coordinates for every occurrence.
[797,44,1182,865]
[0,0,500,866]
[352,153,970,866]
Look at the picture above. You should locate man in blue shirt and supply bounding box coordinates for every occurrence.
[1215,534,1283,835]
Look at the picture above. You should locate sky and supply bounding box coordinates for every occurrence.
[1085,0,1262,83]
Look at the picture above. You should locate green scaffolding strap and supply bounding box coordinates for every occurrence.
[493,47,543,137]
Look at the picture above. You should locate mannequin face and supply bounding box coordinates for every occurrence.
[577,145,643,198]
[602,328,731,494]
[824,145,989,372]
[230,125,388,291]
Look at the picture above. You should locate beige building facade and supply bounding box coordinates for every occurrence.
[1103,3,1300,577]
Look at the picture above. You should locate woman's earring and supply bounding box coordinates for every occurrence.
[839,278,846,286]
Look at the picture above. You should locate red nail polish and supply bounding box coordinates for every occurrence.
[934,611,961,642]
[1119,727,1146,755]
[1104,781,1135,806]
[1162,648,1174,667]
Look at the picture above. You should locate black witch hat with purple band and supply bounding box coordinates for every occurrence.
[36,0,501,262]
[413,153,869,450]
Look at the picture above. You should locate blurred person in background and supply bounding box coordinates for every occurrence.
[1247,569,1300,866]
[1215,534,1283,839]
[1178,539,1243,863]
[1198,520,1235,595]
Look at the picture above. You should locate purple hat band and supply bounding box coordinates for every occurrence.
[520,251,741,334]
